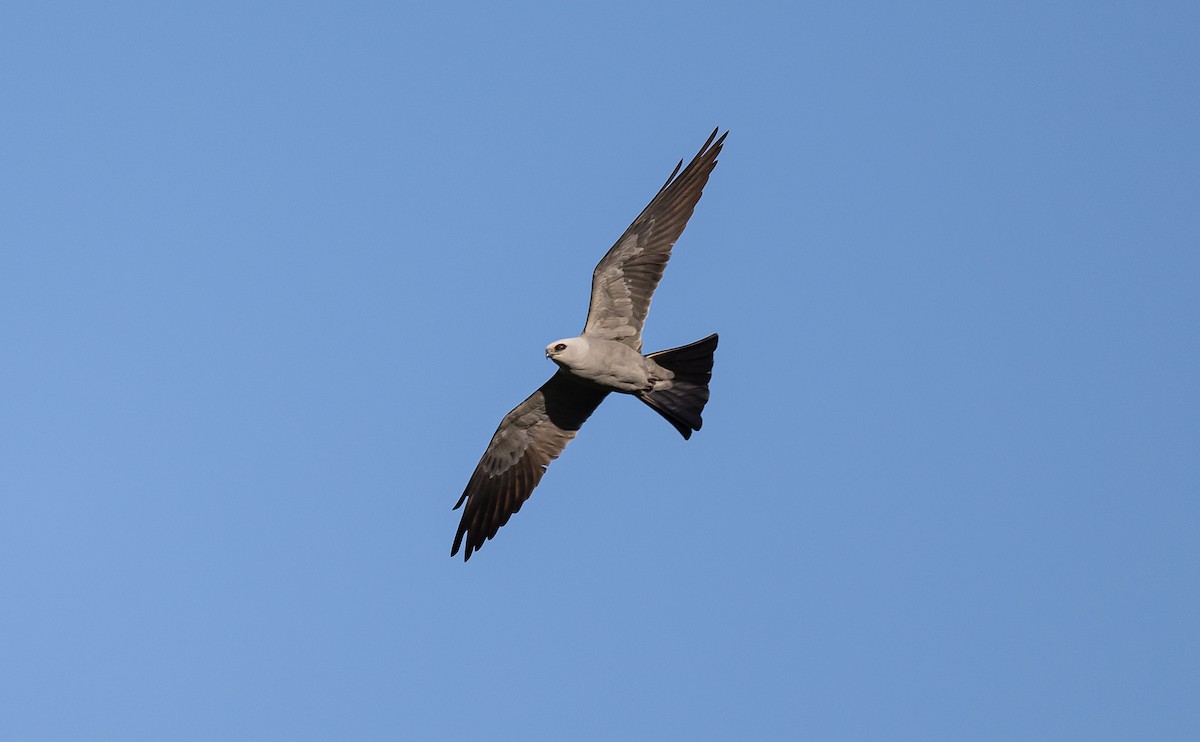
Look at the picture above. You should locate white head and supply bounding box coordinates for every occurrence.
[545,336,589,369]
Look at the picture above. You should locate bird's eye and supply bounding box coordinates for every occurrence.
[554,343,567,352]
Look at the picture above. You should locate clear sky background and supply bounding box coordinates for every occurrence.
[2,2,1197,740]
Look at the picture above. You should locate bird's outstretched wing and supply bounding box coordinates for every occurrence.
[452,371,609,560]
[583,128,727,351]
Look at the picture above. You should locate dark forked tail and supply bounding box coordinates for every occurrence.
[639,333,718,440]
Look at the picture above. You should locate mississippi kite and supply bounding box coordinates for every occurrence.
[452,129,727,560]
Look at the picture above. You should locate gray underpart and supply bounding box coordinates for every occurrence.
[546,335,674,394]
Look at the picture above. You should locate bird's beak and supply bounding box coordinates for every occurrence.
[545,350,553,359]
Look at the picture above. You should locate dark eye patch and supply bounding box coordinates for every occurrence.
[554,343,567,352]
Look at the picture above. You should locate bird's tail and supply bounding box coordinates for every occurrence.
[639,333,718,440]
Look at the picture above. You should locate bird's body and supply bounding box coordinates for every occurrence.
[451,129,727,560]
[546,336,669,394]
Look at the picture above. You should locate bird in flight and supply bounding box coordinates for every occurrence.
[452,128,727,560]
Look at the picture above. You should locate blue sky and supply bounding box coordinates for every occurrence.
[2,2,1197,739]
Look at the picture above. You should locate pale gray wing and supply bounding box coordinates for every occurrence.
[452,371,609,561]
[583,128,727,351]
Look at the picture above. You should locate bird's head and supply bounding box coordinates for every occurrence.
[545,337,587,368]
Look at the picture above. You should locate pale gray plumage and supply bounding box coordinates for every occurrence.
[584,127,725,352]
[452,129,726,561]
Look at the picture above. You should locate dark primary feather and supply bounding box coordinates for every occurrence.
[583,128,727,351]
[452,372,609,561]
